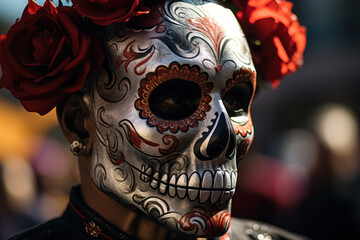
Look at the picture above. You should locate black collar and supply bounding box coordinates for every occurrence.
[62,185,135,240]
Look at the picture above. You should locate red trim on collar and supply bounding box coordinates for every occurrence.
[69,201,85,219]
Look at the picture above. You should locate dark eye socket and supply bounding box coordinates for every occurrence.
[223,82,253,117]
[149,79,201,120]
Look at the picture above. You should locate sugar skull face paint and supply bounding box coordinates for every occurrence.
[86,0,256,237]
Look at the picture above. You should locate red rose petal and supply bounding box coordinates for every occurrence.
[73,0,149,25]
[58,11,81,56]
[20,93,64,115]
[64,34,91,70]
[43,0,58,15]
[48,36,67,69]
[23,0,42,17]
[236,0,306,86]
[32,30,58,63]
[19,60,72,94]
[273,36,289,63]
[248,0,273,7]
[61,62,91,93]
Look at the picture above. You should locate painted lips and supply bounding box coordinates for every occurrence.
[139,165,237,204]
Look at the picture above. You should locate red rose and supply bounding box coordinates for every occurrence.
[0,0,104,115]
[235,0,306,87]
[73,0,150,25]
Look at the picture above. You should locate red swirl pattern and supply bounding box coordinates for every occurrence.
[187,15,225,72]
[120,121,178,156]
[179,210,231,237]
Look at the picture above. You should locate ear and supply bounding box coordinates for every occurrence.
[57,93,94,156]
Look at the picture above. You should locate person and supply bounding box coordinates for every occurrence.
[0,0,306,239]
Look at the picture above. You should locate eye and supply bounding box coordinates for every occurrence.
[149,79,201,120]
[222,82,253,117]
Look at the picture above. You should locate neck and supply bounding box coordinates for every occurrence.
[79,164,217,240]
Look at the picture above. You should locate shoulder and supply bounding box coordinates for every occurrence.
[7,218,85,240]
[228,218,310,240]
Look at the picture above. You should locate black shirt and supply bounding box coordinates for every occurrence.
[9,186,134,240]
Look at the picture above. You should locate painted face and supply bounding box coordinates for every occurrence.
[87,0,256,237]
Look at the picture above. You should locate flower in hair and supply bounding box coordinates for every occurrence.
[0,0,306,115]
[0,0,104,115]
[72,0,150,25]
[234,0,306,88]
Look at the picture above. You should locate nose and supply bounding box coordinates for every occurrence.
[194,99,236,161]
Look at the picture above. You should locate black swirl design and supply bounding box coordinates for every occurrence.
[133,195,171,220]
[97,74,131,103]
[97,107,111,128]
[93,150,107,191]
[107,128,125,162]
[114,166,137,194]
[157,29,200,59]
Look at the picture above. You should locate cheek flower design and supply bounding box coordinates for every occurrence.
[0,0,104,115]
[72,0,150,25]
[234,0,306,88]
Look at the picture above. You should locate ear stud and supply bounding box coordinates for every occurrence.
[70,140,87,156]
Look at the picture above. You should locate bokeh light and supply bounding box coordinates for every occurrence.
[314,104,358,157]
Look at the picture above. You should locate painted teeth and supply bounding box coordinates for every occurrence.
[139,165,236,204]
[211,190,222,204]
[224,171,231,189]
[231,171,237,188]
[177,173,187,187]
[221,190,232,204]
[188,173,200,201]
[200,171,212,203]
[150,171,160,189]
[213,170,224,188]
[145,166,152,176]
[140,165,152,182]
[211,171,224,204]
[159,174,168,194]
[177,174,187,199]
[169,175,176,197]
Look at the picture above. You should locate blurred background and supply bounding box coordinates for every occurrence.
[0,0,359,239]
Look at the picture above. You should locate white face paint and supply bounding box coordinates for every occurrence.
[87,0,256,237]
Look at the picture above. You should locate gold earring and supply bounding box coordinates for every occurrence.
[70,140,87,156]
